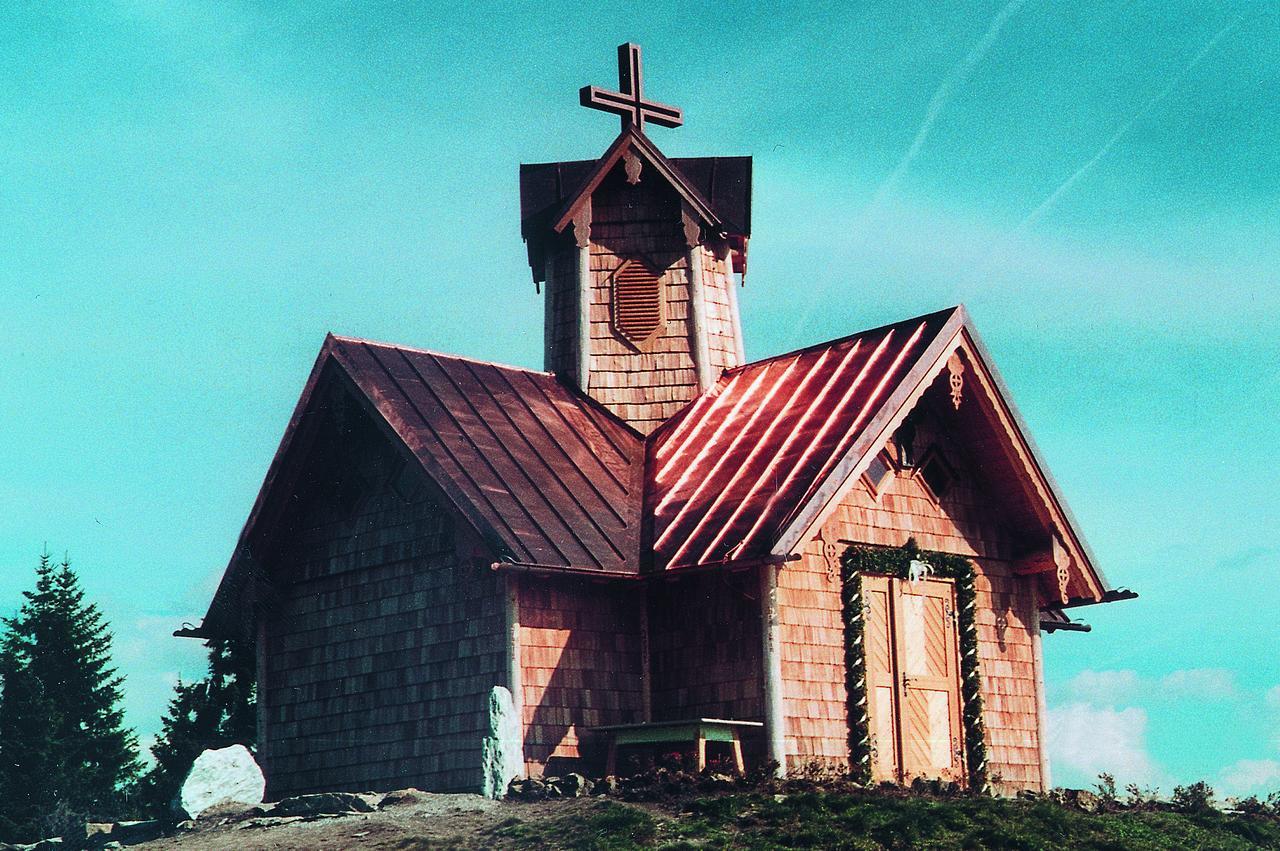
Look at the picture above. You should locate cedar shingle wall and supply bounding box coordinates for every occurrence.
[649,573,764,733]
[262,414,503,797]
[698,244,742,375]
[518,578,644,776]
[789,392,1047,792]
[547,239,580,380]
[587,166,698,433]
[544,165,744,432]
[778,548,850,773]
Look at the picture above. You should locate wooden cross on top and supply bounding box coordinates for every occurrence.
[579,43,683,133]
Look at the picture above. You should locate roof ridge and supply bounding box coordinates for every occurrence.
[327,334,554,377]
[724,305,963,374]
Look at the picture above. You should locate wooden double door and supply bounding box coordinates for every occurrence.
[862,574,966,786]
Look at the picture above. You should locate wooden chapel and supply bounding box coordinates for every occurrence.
[183,42,1134,798]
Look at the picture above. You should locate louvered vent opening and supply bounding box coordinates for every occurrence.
[613,260,664,345]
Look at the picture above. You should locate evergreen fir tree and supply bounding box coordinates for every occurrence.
[0,551,141,841]
[141,637,256,814]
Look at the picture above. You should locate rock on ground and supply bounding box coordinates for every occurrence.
[177,744,265,819]
[481,686,522,799]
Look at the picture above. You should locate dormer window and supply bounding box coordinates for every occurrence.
[612,258,665,346]
[862,449,895,495]
[917,449,955,500]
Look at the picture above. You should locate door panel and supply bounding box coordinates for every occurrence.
[860,574,966,786]
[861,574,900,782]
[895,578,964,784]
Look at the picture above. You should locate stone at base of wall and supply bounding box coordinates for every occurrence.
[481,686,522,799]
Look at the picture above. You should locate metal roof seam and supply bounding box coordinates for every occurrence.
[731,329,907,558]
[416,351,596,569]
[659,354,805,568]
[650,373,741,475]
[341,343,535,563]
[496,369,632,524]
[764,321,932,554]
[371,344,548,563]
[456,357,630,565]
[679,344,843,566]
[651,361,778,538]
[695,336,882,564]
[514,371,636,494]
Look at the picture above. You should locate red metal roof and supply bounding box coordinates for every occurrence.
[328,337,644,573]
[647,308,960,569]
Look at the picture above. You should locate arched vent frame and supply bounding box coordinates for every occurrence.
[610,256,667,348]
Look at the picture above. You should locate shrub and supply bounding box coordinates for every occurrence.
[1171,780,1216,814]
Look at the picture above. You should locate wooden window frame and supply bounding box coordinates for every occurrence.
[862,448,897,498]
[914,447,956,502]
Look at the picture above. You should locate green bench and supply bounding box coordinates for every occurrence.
[591,718,764,776]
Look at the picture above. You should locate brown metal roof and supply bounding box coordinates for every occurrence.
[647,308,961,570]
[327,337,644,572]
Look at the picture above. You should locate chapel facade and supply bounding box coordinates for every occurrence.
[186,43,1132,798]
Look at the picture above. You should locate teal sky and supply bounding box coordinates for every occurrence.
[2,1,1277,796]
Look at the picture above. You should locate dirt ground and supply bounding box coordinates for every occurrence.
[132,793,623,850]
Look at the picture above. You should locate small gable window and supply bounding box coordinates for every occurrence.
[612,258,664,346]
[917,449,955,500]
[862,450,895,495]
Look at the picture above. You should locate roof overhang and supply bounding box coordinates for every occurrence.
[550,127,725,237]
[772,306,1115,607]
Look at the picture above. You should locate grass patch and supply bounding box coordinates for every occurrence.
[483,791,1280,850]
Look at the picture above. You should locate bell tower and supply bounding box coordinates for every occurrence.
[519,43,751,434]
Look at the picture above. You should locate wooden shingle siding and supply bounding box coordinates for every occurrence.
[795,389,1047,793]
[587,168,696,433]
[262,411,504,797]
[778,544,850,772]
[649,573,764,738]
[518,578,644,776]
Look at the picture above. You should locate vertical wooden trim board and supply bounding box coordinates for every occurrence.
[760,563,787,776]
[686,245,713,390]
[576,242,591,390]
[505,572,525,770]
[1032,612,1051,791]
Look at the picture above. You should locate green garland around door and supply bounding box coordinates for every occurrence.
[839,538,989,792]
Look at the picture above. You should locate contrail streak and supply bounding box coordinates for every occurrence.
[869,0,1033,209]
[1016,13,1244,231]
[791,0,1032,339]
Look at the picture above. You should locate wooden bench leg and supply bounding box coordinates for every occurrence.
[731,733,745,775]
[696,735,707,772]
[606,740,617,777]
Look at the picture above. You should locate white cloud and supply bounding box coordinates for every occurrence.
[1047,702,1159,787]
[1218,759,1280,799]
[1159,668,1238,700]
[1067,669,1142,704]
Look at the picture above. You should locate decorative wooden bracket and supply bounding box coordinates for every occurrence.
[946,353,965,409]
[816,530,839,583]
[1015,531,1072,604]
[681,204,701,248]
[622,149,643,185]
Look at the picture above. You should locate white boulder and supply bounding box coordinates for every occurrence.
[177,744,266,818]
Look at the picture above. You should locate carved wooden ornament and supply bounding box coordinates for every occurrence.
[622,149,643,185]
[947,353,965,409]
